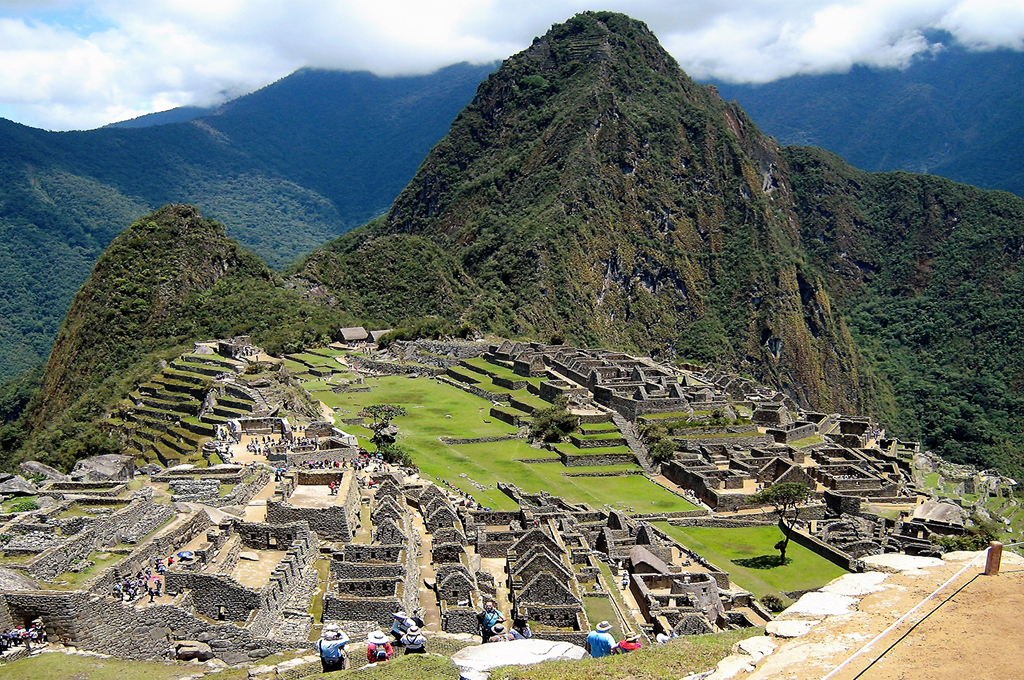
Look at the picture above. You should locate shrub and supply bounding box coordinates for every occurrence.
[11,500,39,513]
[529,397,578,443]
[760,594,786,612]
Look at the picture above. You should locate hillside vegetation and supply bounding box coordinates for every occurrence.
[4,205,349,472]
[0,62,493,380]
[301,12,1024,478]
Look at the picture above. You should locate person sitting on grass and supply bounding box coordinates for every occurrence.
[618,632,642,653]
[510,618,532,640]
[366,631,394,663]
[585,621,617,658]
[316,625,350,672]
[400,625,427,654]
[487,624,516,642]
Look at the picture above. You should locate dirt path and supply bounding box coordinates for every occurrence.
[748,552,1024,680]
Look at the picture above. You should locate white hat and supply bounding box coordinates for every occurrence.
[323,624,340,632]
[407,625,420,633]
[368,631,387,644]
[393,611,407,619]
[323,630,339,640]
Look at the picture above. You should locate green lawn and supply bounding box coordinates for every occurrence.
[303,376,696,513]
[654,523,848,599]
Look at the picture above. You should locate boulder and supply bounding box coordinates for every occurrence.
[71,454,135,482]
[19,461,70,483]
[451,639,586,680]
[0,567,39,591]
[0,476,38,497]
[174,641,215,661]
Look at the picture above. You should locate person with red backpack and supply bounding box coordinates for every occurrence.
[366,631,393,663]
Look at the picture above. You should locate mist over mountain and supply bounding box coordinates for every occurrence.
[711,40,1024,198]
[0,61,495,381]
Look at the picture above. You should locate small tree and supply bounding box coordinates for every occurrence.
[748,482,811,564]
[529,397,578,443]
[360,403,408,448]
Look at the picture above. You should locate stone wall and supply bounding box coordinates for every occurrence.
[559,451,636,467]
[780,522,861,572]
[1,589,294,662]
[170,478,220,502]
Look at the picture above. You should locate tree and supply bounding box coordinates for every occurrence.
[359,403,408,448]
[748,482,811,564]
[529,397,578,443]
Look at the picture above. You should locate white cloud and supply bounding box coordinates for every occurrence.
[0,0,1021,130]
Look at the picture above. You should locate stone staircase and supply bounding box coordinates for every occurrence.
[610,411,656,474]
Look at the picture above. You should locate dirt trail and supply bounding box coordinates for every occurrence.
[748,552,1024,680]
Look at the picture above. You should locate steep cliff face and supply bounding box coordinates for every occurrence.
[302,12,863,412]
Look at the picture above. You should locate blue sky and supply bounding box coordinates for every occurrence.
[1,0,1022,131]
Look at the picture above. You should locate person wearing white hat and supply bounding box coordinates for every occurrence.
[316,625,350,672]
[585,621,617,658]
[400,624,427,654]
[366,630,394,663]
[390,610,416,640]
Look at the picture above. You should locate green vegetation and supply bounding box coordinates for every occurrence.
[0,650,248,680]
[493,627,763,680]
[529,397,578,443]
[5,206,351,471]
[713,45,1024,198]
[655,523,848,599]
[317,375,695,512]
[0,63,494,382]
[747,482,812,563]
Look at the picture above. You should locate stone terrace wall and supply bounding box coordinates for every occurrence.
[87,510,213,595]
[28,498,174,581]
[2,590,293,662]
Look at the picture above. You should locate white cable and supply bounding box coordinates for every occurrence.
[820,552,984,680]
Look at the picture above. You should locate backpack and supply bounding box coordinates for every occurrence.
[373,644,388,661]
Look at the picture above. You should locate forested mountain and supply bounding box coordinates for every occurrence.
[0,61,495,381]
[7,205,349,471]
[711,41,1024,198]
[300,12,1024,477]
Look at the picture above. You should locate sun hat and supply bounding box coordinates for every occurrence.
[596,621,613,632]
[625,632,640,642]
[393,611,407,618]
[323,624,340,632]
[368,631,387,644]
[491,624,506,634]
[323,630,339,640]
[407,625,420,633]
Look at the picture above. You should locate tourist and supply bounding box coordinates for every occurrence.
[585,621,617,658]
[618,632,642,653]
[510,618,532,640]
[487,624,516,642]
[366,631,393,663]
[477,599,505,642]
[655,630,677,644]
[316,625,350,672]
[400,625,427,654]
[390,611,416,640]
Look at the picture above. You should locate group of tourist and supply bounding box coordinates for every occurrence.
[477,599,532,642]
[0,623,45,651]
[112,569,164,603]
[315,610,431,672]
[585,621,643,657]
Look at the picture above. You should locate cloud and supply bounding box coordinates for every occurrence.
[0,0,1021,130]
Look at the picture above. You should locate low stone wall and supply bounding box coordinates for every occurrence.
[438,376,510,403]
[668,516,776,528]
[439,435,520,446]
[348,357,445,376]
[489,407,527,428]
[781,522,862,572]
[568,434,627,449]
[562,470,644,477]
[559,451,636,467]
[206,468,271,509]
[269,448,358,466]
[671,434,774,449]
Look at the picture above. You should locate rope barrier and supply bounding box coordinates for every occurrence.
[819,551,984,680]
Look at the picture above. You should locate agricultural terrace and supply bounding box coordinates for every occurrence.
[302,375,698,513]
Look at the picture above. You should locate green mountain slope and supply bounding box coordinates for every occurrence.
[0,62,494,380]
[301,12,1024,478]
[302,12,864,414]
[786,147,1024,475]
[11,205,348,471]
[711,41,1024,197]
